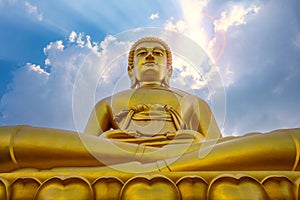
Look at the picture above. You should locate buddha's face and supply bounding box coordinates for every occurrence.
[133,41,168,85]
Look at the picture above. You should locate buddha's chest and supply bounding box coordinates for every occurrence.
[111,89,183,112]
[129,91,180,108]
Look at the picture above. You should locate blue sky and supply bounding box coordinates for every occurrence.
[0,0,299,136]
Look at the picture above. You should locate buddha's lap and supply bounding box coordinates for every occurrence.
[1,125,300,172]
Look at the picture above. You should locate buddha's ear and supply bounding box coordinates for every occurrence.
[167,67,172,78]
[164,66,172,87]
[128,68,137,89]
[163,71,172,88]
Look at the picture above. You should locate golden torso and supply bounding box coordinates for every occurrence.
[110,86,183,136]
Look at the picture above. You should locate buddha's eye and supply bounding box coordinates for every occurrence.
[136,51,147,57]
[153,51,164,56]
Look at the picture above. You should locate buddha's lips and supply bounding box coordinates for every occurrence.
[143,62,156,66]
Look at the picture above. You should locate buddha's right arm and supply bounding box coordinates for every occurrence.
[84,98,113,136]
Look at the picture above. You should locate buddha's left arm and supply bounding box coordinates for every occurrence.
[84,98,112,136]
[197,99,222,139]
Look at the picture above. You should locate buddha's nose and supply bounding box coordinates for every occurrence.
[145,53,154,60]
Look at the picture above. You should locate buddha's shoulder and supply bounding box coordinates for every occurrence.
[111,89,135,99]
[94,87,207,105]
[94,90,133,106]
[169,88,205,99]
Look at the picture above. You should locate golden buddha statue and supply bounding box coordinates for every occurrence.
[0,37,299,174]
[84,37,221,145]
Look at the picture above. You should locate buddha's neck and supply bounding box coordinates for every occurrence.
[138,81,163,88]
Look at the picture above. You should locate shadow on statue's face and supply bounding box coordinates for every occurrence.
[133,42,168,85]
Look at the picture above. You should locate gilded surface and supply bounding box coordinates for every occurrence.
[0,173,300,199]
[0,37,299,199]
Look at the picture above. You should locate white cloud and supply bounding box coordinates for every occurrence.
[76,33,85,46]
[167,1,260,59]
[27,63,49,75]
[99,34,117,51]
[24,1,43,21]
[171,56,206,91]
[180,0,208,25]
[45,58,51,66]
[165,0,209,49]
[164,19,188,32]
[0,0,43,21]
[69,31,77,42]
[218,1,300,136]
[0,63,50,127]
[1,32,93,130]
[44,40,64,54]
[0,31,133,131]
[214,5,260,32]
[164,1,261,91]
[149,13,159,20]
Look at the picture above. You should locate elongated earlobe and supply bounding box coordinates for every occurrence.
[162,68,172,87]
[131,80,138,89]
[163,76,170,88]
[128,69,138,89]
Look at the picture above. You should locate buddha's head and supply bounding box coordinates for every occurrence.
[128,37,173,88]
